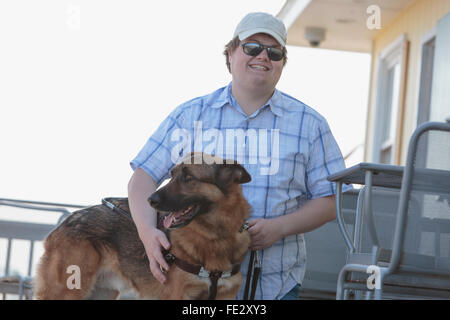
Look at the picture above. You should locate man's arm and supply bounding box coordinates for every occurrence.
[128,167,171,284]
[247,195,336,250]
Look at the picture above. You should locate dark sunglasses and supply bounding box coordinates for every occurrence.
[241,42,285,61]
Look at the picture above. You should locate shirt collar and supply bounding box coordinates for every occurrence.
[209,82,284,117]
[208,83,233,109]
[268,89,284,117]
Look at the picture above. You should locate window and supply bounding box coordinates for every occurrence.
[379,62,401,164]
[372,35,408,164]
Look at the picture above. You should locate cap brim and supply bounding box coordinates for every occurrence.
[238,28,286,47]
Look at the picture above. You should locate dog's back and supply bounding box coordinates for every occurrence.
[34,204,161,299]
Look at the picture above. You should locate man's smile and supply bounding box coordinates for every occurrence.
[249,64,269,71]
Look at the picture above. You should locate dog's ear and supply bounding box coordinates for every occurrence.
[227,164,251,184]
[214,163,251,193]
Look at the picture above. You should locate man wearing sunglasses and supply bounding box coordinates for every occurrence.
[128,12,350,300]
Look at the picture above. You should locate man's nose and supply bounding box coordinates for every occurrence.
[255,48,270,61]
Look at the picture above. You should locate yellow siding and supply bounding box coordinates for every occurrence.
[365,0,450,164]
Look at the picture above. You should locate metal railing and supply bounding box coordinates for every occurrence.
[0,198,88,299]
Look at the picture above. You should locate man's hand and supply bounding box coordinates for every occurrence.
[247,218,283,251]
[140,227,171,284]
[247,196,336,251]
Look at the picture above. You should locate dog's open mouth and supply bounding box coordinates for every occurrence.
[162,204,199,229]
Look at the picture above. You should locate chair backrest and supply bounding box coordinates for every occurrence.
[389,122,450,275]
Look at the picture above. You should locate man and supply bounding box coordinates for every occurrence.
[128,12,351,299]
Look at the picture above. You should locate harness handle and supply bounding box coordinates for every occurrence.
[243,250,260,300]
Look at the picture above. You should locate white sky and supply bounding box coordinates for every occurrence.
[0,1,370,278]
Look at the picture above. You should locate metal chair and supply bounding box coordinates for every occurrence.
[336,121,450,299]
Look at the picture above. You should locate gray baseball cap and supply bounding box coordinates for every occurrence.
[233,12,287,47]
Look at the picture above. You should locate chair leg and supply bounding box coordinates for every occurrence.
[18,277,24,300]
[337,267,352,300]
[374,272,384,300]
[338,264,376,300]
[344,289,351,300]
[367,267,387,300]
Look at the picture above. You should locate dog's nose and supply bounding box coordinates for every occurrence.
[149,192,161,208]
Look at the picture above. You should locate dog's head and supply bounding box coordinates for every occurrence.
[148,153,251,230]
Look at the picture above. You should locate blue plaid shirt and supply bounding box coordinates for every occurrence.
[131,83,350,299]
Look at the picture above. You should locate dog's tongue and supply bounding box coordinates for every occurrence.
[163,210,184,229]
[162,206,195,229]
[163,213,175,229]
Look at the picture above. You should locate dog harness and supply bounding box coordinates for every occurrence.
[162,251,241,300]
[161,223,248,300]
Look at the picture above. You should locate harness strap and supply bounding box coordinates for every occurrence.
[249,259,260,300]
[243,250,254,300]
[163,252,240,300]
[243,250,260,300]
[102,197,166,229]
[208,271,221,301]
[102,198,133,221]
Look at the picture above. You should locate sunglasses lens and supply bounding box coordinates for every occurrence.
[242,43,284,61]
[267,48,284,61]
[242,43,263,57]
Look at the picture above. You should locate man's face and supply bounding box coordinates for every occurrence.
[229,33,284,93]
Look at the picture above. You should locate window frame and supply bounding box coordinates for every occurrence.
[371,34,409,164]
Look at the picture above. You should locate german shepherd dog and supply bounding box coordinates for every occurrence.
[34,153,251,299]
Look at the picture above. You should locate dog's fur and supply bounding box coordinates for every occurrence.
[34,154,251,299]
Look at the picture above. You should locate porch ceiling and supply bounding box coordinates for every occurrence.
[284,0,414,53]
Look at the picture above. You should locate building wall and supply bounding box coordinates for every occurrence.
[365,0,450,164]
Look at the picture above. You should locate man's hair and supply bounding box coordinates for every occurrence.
[223,36,288,73]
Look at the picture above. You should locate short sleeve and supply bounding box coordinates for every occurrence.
[130,106,189,185]
[305,119,351,199]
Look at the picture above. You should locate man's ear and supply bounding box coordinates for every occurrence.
[214,164,251,193]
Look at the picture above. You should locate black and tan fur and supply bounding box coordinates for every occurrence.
[34,153,251,299]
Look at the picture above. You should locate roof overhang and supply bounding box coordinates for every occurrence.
[278,0,415,53]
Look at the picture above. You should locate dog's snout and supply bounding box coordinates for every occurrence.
[149,192,161,208]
